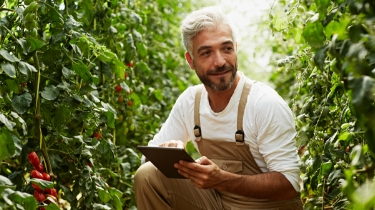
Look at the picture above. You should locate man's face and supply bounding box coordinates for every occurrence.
[186,24,237,92]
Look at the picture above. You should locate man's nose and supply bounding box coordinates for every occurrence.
[213,51,226,67]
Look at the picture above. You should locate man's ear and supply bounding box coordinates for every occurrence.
[185,52,194,70]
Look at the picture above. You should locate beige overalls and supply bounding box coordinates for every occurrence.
[134,80,303,210]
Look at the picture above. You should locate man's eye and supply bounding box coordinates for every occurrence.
[201,51,210,56]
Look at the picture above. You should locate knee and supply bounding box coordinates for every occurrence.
[134,162,158,187]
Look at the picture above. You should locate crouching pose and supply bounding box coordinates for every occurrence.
[134,6,303,210]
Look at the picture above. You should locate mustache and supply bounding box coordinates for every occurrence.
[207,64,235,75]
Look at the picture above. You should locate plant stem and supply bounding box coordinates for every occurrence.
[33,52,53,175]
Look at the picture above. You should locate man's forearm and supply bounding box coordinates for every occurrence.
[216,170,297,200]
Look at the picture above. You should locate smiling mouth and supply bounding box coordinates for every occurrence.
[210,70,230,76]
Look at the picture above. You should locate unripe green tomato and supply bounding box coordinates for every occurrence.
[123,127,129,134]
[24,13,36,22]
[24,0,33,5]
[129,124,135,131]
[23,2,39,16]
[24,19,36,31]
[30,28,38,37]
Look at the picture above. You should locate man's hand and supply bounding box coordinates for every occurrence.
[159,140,184,148]
[174,156,225,190]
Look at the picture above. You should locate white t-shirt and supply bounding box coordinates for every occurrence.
[148,72,301,192]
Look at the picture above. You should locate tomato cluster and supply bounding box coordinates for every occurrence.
[28,152,58,207]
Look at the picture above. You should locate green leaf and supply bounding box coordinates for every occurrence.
[18,61,37,76]
[62,66,76,79]
[108,187,122,199]
[72,60,92,82]
[98,188,112,203]
[137,61,151,76]
[77,0,94,26]
[12,92,32,114]
[2,188,37,210]
[10,112,27,135]
[105,111,115,129]
[5,79,19,94]
[1,62,16,77]
[93,203,112,210]
[125,33,136,63]
[44,202,60,210]
[136,42,148,58]
[112,194,123,210]
[314,46,327,71]
[0,49,19,62]
[315,0,330,19]
[273,15,288,31]
[320,160,332,177]
[30,179,54,190]
[0,128,15,161]
[153,89,163,101]
[113,58,126,79]
[348,24,364,43]
[350,145,363,166]
[98,50,116,63]
[303,21,325,49]
[349,76,374,110]
[25,37,45,52]
[41,85,60,100]
[98,140,109,154]
[101,102,117,115]
[0,175,13,186]
[0,114,16,131]
[65,15,82,30]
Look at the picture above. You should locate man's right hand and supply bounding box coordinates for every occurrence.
[159,140,184,149]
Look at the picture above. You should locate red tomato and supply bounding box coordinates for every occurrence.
[92,132,102,140]
[41,172,50,181]
[35,163,45,172]
[28,152,40,167]
[31,170,44,179]
[32,183,43,192]
[118,96,124,102]
[34,190,45,202]
[127,100,133,106]
[45,188,58,198]
[115,84,122,93]
[126,62,133,68]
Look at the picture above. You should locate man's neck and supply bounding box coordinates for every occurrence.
[206,75,240,113]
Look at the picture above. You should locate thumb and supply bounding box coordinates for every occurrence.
[196,156,211,165]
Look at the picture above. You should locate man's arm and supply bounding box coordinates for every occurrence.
[174,156,297,200]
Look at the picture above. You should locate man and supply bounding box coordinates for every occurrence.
[134,6,303,210]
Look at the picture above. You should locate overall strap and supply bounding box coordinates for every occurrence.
[235,80,253,145]
[194,85,203,141]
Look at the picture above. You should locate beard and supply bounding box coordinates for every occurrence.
[195,62,237,91]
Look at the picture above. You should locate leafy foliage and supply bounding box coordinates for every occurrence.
[0,0,193,209]
[269,0,375,209]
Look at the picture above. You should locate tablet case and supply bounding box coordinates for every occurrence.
[137,146,196,179]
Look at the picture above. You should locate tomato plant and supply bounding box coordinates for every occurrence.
[0,0,194,209]
[268,0,375,209]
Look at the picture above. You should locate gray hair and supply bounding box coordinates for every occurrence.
[181,6,237,56]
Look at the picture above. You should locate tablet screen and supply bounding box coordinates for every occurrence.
[137,146,196,179]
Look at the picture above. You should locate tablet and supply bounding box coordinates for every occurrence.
[137,146,196,179]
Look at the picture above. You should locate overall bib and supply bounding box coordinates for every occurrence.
[192,80,303,210]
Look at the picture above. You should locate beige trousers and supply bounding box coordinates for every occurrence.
[134,162,224,210]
